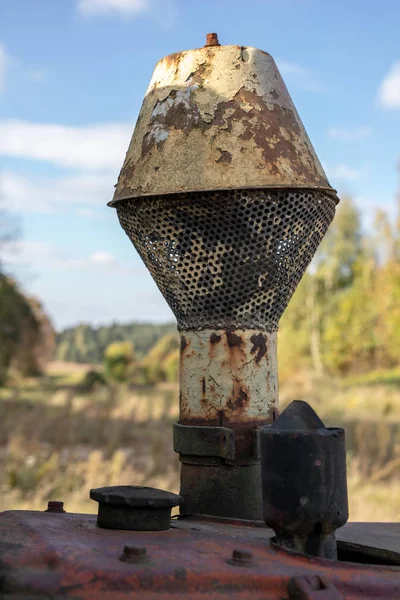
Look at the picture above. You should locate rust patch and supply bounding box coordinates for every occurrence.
[228,379,251,416]
[186,61,208,86]
[210,333,222,344]
[179,391,189,419]
[142,131,162,159]
[139,81,326,187]
[237,389,248,408]
[1,510,399,598]
[226,331,243,348]
[250,333,268,363]
[211,87,323,185]
[225,416,272,458]
[180,335,188,352]
[216,149,232,165]
[180,415,221,427]
[180,412,273,458]
[233,389,249,410]
[161,51,184,74]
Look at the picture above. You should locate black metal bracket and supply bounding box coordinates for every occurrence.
[253,427,264,460]
[173,423,235,460]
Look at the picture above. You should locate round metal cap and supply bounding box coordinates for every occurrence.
[90,486,182,531]
[90,486,181,508]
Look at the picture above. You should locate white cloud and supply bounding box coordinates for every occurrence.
[276,59,322,93]
[328,127,372,141]
[0,120,133,170]
[3,240,119,271]
[324,164,361,182]
[2,242,171,328]
[1,171,115,214]
[378,62,400,109]
[77,0,177,27]
[0,43,9,92]
[89,251,116,266]
[78,0,151,17]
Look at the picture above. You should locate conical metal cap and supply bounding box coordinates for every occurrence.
[110,38,338,332]
[110,41,336,204]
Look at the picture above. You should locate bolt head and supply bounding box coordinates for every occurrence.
[120,545,148,563]
[205,33,220,47]
[229,548,253,566]
[46,501,65,513]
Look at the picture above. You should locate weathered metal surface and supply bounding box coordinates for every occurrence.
[179,329,277,435]
[260,402,348,560]
[109,33,343,540]
[336,522,400,565]
[287,575,344,599]
[116,189,336,332]
[179,462,264,520]
[120,545,149,564]
[177,329,277,519]
[0,511,399,599]
[173,423,236,460]
[90,486,181,531]
[111,44,336,204]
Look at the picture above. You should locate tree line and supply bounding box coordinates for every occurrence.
[56,322,176,363]
[279,195,400,377]
[0,203,55,385]
[1,193,399,386]
[69,195,400,386]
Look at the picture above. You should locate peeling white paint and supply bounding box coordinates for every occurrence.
[151,87,194,119]
[113,44,332,203]
[179,329,278,423]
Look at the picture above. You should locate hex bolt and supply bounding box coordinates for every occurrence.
[46,501,65,513]
[120,545,148,564]
[228,548,253,566]
[205,33,220,47]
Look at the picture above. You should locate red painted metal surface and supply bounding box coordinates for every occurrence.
[0,510,399,599]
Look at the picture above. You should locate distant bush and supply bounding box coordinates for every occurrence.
[163,349,179,382]
[141,333,179,384]
[79,369,108,392]
[56,322,176,364]
[0,275,55,385]
[104,341,135,383]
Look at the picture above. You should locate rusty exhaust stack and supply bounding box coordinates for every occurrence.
[109,35,339,520]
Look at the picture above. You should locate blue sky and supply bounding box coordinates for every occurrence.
[0,0,399,330]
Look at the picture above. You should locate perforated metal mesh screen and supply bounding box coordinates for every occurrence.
[116,189,336,331]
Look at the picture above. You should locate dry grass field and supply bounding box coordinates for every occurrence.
[1,362,400,521]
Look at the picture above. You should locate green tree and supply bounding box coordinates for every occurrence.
[312,197,364,373]
[12,296,55,377]
[280,196,368,376]
[278,274,313,378]
[163,348,179,382]
[372,200,400,366]
[56,322,176,364]
[141,333,179,384]
[323,257,379,372]
[104,341,135,382]
[0,276,54,383]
